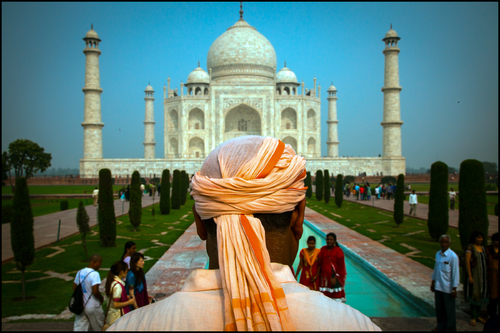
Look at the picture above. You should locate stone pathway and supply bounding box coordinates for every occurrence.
[2,195,159,263]
[342,194,498,236]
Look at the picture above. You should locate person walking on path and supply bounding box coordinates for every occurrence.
[367,184,372,201]
[345,183,350,197]
[157,183,161,197]
[73,254,105,331]
[140,184,145,197]
[448,188,457,210]
[464,231,489,326]
[386,184,392,200]
[92,187,99,206]
[486,233,499,320]
[409,190,418,216]
[431,234,459,332]
[126,252,152,310]
[125,185,130,202]
[104,261,137,327]
[319,233,347,303]
[355,184,360,200]
[360,185,365,201]
[295,236,321,291]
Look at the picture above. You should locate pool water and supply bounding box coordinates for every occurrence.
[295,220,429,317]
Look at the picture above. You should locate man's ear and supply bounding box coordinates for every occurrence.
[290,198,306,241]
[193,204,207,240]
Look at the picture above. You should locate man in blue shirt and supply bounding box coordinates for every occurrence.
[354,184,360,200]
[431,235,460,331]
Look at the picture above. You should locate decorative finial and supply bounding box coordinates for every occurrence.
[390,23,392,30]
[91,23,93,30]
[198,60,200,67]
[284,61,286,68]
[149,82,150,85]
[240,2,243,19]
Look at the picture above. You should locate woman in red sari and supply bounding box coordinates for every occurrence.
[295,236,320,290]
[319,232,347,302]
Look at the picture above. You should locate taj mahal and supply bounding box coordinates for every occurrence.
[79,7,405,178]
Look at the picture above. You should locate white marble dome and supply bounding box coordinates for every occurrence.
[85,28,99,39]
[207,19,277,81]
[187,67,210,84]
[384,28,399,39]
[145,84,154,92]
[327,84,337,91]
[276,66,298,84]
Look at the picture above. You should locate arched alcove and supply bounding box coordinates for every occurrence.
[195,87,202,96]
[204,88,209,95]
[307,109,316,131]
[189,137,205,158]
[281,108,297,130]
[169,110,179,131]
[307,137,316,156]
[169,137,178,157]
[283,136,298,153]
[188,108,204,130]
[224,104,261,141]
[283,87,290,95]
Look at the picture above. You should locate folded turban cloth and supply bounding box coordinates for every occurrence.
[191,136,307,331]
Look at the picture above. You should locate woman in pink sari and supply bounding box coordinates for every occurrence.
[319,232,347,302]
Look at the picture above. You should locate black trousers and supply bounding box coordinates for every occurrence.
[435,290,456,331]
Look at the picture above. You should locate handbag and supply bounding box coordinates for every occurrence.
[102,283,117,331]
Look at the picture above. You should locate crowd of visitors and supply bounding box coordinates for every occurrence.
[73,242,154,331]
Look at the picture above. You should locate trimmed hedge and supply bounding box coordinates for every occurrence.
[76,201,90,261]
[458,159,489,250]
[2,204,13,224]
[180,170,187,206]
[381,176,397,185]
[160,169,170,215]
[315,170,323,201]
[98,169,116,247]
[129,171,142,232]
[428,161,449,241]
[393,174,405,226]
[60,200,69,211]
[324,170,330,204]
[305,172,312,199]
[171,170,181,209]
[335,174,344,208]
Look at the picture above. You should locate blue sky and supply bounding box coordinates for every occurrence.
[2,2,498,171]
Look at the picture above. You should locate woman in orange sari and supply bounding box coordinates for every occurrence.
[295,236,321,290]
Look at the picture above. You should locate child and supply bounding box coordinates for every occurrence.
[104,261,137,328]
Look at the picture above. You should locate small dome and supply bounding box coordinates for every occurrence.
[145,84,154,92]
[85,28,99,39]
[327,84,337,91]
[276,66,298,84]
[385,29,398,38]
[187,67,210,84]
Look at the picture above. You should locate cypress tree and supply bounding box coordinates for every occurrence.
[129,171,142,232]
[305,171,312,199]
[98,168,116,246]
[335,174,344,208]
[171,170,181,209]
[10,177,35,301]
[428,161,449,240]
[76,201,90,261]
[160,169,170,215]
[393,174,405,226]
[315,170,323,201]
[180,170,187,205]
[458,159,489,250]
[324,170,330,204]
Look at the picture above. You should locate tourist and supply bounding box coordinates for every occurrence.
[126,252,152,310]
[386,183,392,200]
[125,185,130,201]
[152,184,156,198]
[73,254,104,331]
[295,236,321,291]
[355,183,360,200]
[409,190,418,216]
[149,185,152,197]
[431,234,459,332]
[92,187,99,206]
[359,185,364,201]
[464,231,488,326]
[486,233,499,320]
[121,241,137,269]
[319,232,347,303]
[367,183,372,200]
[157,183,161,196]
[391,183,396,199]
[140,183,145,196]
[107,136,380,330]
[448,188,457,210]
[104,261,137,327]
[375,185,380,199]
[345,182,350,197]
[381,184,386,199]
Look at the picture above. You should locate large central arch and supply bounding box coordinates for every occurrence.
[224,104,261,141]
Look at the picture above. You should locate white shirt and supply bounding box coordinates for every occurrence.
[431,248,460,293]
[92,189,99,197]
[375,187,379,194]
[108,263,380,331]
[409,194,418,204]
[448,191,456,200]
[74,268,102,307]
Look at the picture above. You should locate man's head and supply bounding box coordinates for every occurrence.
[412,190,415,194]
[439,235,451,252]
[88,254,102,270]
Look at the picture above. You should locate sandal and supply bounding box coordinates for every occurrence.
[470,319,476,326]
[477,317,486,324]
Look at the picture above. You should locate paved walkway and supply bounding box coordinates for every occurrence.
[2,194,160,263]
[341,193,498,236]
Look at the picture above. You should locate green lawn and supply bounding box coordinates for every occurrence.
[306,196,467,270]
[2,198,195,320]
[414,195,497,215]
[2,198,101,218]
[406,182,498,192]
[2,185,126,195]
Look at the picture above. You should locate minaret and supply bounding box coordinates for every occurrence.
[82,24,104,159]
[144,83,156,159]
[327,83,339,157]
[381,25,403,157]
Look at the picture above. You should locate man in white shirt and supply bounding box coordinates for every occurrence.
[73,254,104,331]
[431,235,460,331]
[409,190,418,215]
[448,188,457,210]
[92,187,99,206]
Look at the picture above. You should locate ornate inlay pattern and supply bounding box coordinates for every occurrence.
[223,97,263,112]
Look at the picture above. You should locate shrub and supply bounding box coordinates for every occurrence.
[458,159,489,250]
[150,177,160,185]
[171,170,181,209]
[393,174,405,226]
[10,177,35,300]
[180,170,187,206]
[335,174,344,208]
[98,169,116,246]
[145,184,151,193]
[315,170,323,201]
[305,172,312,199]
[381,176,397,185]
[427,162,449,240]
[324,170,330,204]
[140,177,146,185]
[60,200,69,211]
[344,175,355,184]
[129,171,142,232]
[2,204,13,224]
[76,201,90,261]
[160,169,170,215]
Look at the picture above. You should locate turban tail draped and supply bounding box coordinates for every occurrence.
[191,137,307,331]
